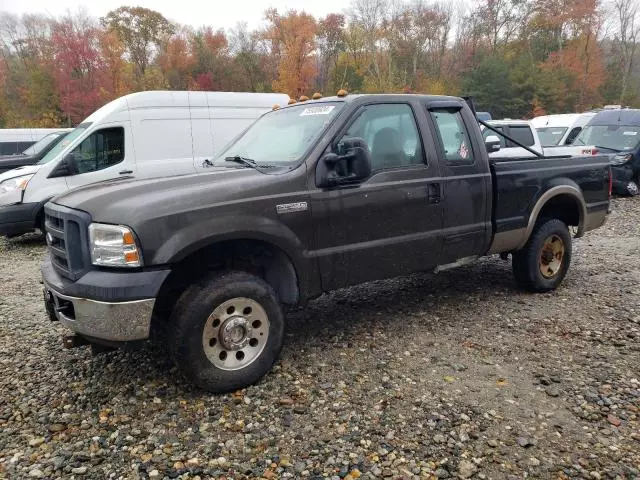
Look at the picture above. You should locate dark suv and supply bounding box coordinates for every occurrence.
[572,109,640,195]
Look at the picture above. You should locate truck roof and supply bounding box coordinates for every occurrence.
[278,93,464,110]
[487,119,532,126]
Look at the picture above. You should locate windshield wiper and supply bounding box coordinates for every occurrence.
[224,155,278,169]
[593,145,621,152]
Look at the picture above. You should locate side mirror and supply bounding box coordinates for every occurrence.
[47,153,78,178]
[485,135,501,153]
[316,137,372,188]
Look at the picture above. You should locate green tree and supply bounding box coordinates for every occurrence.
[462,56,528,118]
[101,7,174,84]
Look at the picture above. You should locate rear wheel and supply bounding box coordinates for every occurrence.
[626,180,639,196]
[512,218,572,292]
[169,271,285,393]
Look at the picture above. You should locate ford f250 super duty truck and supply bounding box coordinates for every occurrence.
[41,93,612,393]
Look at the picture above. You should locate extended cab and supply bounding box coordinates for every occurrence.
[41,94,612,392]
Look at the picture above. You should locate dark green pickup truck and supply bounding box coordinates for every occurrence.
[41,93,611,392]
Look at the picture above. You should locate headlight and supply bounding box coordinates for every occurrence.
[88,223,143,267]
[0,174,34,194]
[610,153,633,165]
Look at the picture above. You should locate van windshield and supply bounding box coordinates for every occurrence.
[573,124,640,151]
[216,102,343,166]
[536,127,567,146]
[22,133,62,156]
[38,124,91,165]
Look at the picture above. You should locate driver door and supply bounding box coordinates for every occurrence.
[64,124,135,190]
[310,102,444,290]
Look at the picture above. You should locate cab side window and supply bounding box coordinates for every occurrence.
[430,109,474,163]
[70,127,124,174]
[339,104,423,171]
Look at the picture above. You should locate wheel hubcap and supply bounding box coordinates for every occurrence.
[627,182,639,195]
[202,297,269,371]
[539,234,565,279]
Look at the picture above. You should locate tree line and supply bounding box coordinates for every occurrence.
[0,0,639,128]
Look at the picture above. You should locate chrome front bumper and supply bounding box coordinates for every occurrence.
[43,280,155,342]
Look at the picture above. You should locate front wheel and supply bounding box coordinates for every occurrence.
[169,271,285,393]
[512,218,572,292]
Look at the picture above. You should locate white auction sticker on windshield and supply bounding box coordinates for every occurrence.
[623,131,638,135]
[300,106,335,116]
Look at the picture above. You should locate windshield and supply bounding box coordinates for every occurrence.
[215,102,344,166]
[573,124,640,151]
[536,127,567,147]
[22,133,62,156]
[38,124,90,165]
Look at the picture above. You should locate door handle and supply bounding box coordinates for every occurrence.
[427,183,441,204]
[119,170,133,175]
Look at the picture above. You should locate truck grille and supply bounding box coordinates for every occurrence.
[44,204,92,281]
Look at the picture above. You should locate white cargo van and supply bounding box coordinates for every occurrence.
[0,91,290,237]
[531,113,596,147]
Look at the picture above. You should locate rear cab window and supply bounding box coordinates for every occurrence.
[507,125,535,147]
[429,109,475,163]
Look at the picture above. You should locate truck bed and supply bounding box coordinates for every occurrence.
[489,155,611,252]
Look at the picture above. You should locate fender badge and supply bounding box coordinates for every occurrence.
[276,202,308,214]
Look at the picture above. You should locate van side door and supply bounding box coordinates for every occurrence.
[426,102,492,264]
[131,100,194,179]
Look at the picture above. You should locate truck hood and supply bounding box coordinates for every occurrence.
[0,154,38,174]
[52,166,295,225]
[0,164,41,181]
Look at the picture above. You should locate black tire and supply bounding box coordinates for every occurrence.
[512,218,572,292]
[169,271,285,393]
[626,179,639,196]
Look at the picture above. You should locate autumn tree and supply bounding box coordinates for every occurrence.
[190,27,233,90]
[158,28,195,90]
[348,0,394,91]
[613,0,640,104]
[52,12,108,125]
[99,29,134,100]
[229,22,268,92]
[264,9,317,97]
[101,7,174,84]
[316,14,345,93]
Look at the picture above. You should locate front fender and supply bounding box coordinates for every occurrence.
[150,214,307,271]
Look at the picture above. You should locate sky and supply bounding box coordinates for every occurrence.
[0,0,349,31]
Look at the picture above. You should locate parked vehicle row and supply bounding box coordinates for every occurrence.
[0,91,289,237]
[37,92,611,392]
[480,109,640,196]
[531,113,596,147]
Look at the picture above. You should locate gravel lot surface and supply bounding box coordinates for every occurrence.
[1,197,639,480]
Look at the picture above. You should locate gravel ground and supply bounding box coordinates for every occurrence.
[0,197,639,480]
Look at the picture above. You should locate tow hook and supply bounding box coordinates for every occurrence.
[62,335,89,349]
